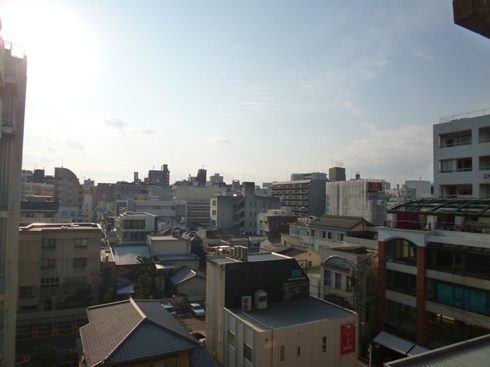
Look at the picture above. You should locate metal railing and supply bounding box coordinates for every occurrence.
[439,108,490,123]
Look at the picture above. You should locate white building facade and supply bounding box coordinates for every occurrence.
[433,110,490,198]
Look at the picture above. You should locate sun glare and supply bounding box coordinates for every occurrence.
[2,2,96,103]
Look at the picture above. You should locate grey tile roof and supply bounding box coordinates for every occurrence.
[80,299,216,367]
[112,245,151,265]
[169,266,206,285]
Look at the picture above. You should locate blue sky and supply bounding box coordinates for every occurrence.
[2,1,490,186]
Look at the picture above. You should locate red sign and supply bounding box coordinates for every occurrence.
[340,324,356,355]
[368,182,383,192]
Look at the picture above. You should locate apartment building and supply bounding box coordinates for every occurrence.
[271,179,326,217]
[256,208,296,239]
[210,182,281,233]
[206,251,358,367]
[0,34,27,365]
[115,211,157,245]
[433,109,490,198]
[326,179,387,226]
[377,198,490,349]
[172,185,226,227]
[18,223,103,312]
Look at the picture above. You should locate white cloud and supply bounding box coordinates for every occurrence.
[101,116,157,136]
[66,139,84,151]
[203,135,231,145]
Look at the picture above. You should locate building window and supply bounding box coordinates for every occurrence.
[19,286,37,299]
[73,258,87,268]
[244,343,253,363]
[41,259,55,268]
[279,345,285,362]
[297,347,301,356]
[322,336,327,352]
[346,275,352,292]
[386,270,416,296]
[324,270,331,287]
[228,330,235,348]
[41,239,56,248]
[212,210,216,215]
[311,230,315,237]
[74,238,88,247]
[41,277,59,288]
[456,158,472,172]
[327,232,332,239]
[439,159,453,172]
[335,273,342,289]
[212,200,217,206]
[322,231,326,238]
[387,239,417,266]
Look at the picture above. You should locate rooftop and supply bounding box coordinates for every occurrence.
[80,299,216,367]
[19,222,101,232]
[388,198,490,218]
[112,245,151,265]
[439,107,490,123]
[207,252,290,265]
[228,297,355,330]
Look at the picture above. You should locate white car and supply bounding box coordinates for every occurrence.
[162,303,176,315]
[189,302,205,317]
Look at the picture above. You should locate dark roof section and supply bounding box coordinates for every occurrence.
[388,199,490,218]
[169,265,206,285]
[20,201,59,211]
[80,299,216,367]
[311,215,374,229]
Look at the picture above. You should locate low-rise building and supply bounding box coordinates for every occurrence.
[79,298,216,367]
[115,211,157,245]
[18,223,103,312]
[206,251,358,367]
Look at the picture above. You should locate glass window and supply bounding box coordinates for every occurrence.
[387,239,417,266]
[324,270,331,288]
[228,330,235,348]
[19,286,37,299]
[335,273,342,289]
[244,343,253,363]
[74,238,88,247]
[41,259,55,268]
[440,160,452,172]
[41,239,56,248]
[73,258,87,267]
[322,336,327,352]
[41,277,59,288]
[279,345,285,362]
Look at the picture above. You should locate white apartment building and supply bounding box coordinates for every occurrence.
[433,109,490,198]
[326,179,387,226]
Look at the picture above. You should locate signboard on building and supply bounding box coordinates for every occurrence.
[368,182,383,192]
[340,324,356,355]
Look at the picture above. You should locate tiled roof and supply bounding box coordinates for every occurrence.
[112,245,151,265]
[80,299,216,367]
[169,266,206,285]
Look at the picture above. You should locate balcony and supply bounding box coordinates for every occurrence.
[453,0,490,39]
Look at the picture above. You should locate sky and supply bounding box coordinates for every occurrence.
[1,1,490,187]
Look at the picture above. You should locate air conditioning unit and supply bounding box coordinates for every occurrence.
[241,295,252,312]
[254,290,267,310]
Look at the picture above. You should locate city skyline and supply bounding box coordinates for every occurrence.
[2,1,490,186]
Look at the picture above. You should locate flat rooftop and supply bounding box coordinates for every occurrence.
[208,252,291,265]
[19,223,101,232]
[228,297,355,330]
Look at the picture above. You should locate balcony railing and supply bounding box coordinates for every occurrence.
[439,107,490,123]
[384,220,490,233]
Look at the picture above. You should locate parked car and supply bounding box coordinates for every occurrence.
[189,302,205,317]
[162,303,176,316]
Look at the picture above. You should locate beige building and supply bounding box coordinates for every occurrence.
[18,223,103,312]
[0,36,28,365]
[206,252,358,367]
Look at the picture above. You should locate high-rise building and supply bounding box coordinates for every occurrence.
[271,179,326,217]
[147,164,170,186]
[0,32,28,366]
[433,110,490,198]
